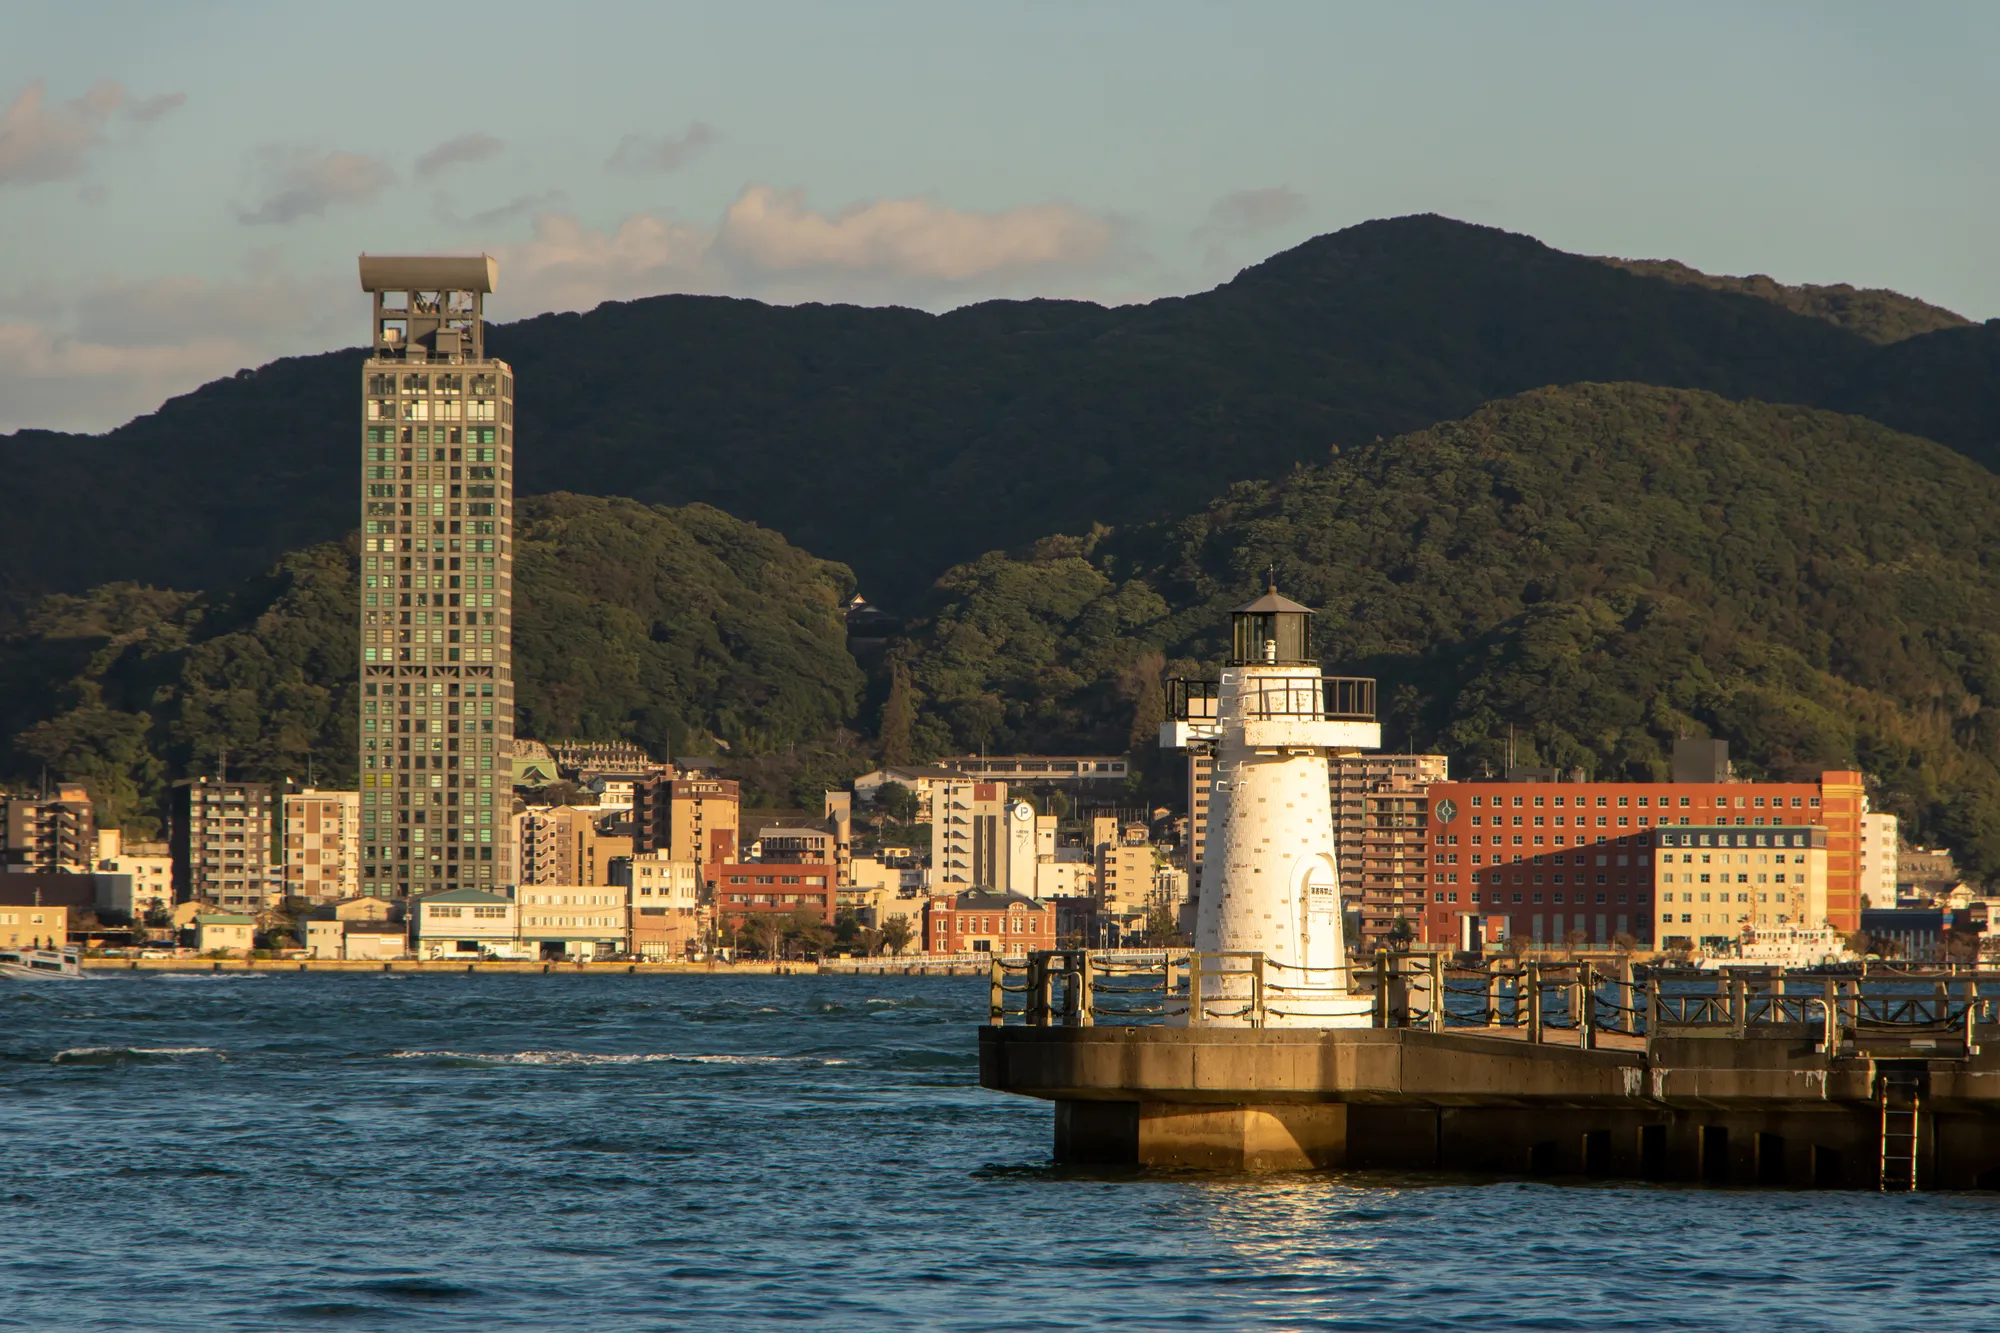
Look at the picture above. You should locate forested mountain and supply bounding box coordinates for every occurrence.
[0,495,859,834]
[5,215,1998,615]
[1595,257,1971,344]
[13,384,2000,875]
[889,385,2000,876]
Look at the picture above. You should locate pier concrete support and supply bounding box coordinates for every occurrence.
[1057,1101,1351,1170]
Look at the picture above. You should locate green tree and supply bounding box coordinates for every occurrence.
[876,780,920,826]
[880,914,914,956]
[879,662,916,765]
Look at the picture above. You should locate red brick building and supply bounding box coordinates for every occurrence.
[712,862,836,928]
[1421,771,1865,951]
[923,890,1055,956]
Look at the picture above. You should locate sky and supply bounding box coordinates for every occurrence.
[2,0,1995,434]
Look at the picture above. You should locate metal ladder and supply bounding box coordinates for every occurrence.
[1878,1069,1922,1192]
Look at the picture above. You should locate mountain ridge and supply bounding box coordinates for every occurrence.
[3,214,1996,615]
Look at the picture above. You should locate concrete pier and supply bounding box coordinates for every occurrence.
[981,1004,2000,1188]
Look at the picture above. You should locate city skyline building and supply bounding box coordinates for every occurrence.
[169,777,276,912]
[356,255,515,897]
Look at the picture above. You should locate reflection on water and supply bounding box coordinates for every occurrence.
[2,973,1996,1331]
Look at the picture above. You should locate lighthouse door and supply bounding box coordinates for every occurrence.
[1293,854,1344,972]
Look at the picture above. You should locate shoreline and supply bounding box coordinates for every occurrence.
[77,957,991,976]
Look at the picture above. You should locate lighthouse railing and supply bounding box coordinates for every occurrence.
[993,952,2000,1057]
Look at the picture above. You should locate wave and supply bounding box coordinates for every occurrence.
[386,1048,850,1067]
[51,1046,219,1066]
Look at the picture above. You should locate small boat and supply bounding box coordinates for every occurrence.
[1696,925,1856,972]
[0,946,84,979]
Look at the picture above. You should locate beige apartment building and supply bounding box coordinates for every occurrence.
[1097,827,1159,914]
[1,785,96,874]
[633,775,741,869]
[1355,771,1439,952]
[625,852,701,959]
[515,805,629,886]
[0,902,67,948]
[356,254,515,899]
[171,778,277,911]
[283,789,361,902]
[1333,754,1450,903]
[1654,825,1829,939]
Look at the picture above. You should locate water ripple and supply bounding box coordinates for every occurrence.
[3,972,1995,1331]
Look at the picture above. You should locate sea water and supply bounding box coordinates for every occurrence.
[3,972,1997,1331]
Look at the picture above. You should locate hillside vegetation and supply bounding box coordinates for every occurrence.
[890,385,2000,876]
[0,496,861,834]
[1597,256,1971,344]
[5,215,1998,614]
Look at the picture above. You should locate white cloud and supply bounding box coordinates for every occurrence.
[1199,186,1308,237]
[3,184,1126,432]
[0,80,185,189]
[0,266,352,433]
[237,147,394,225]
[492,211,712,315]
[1193,186,1309,266]
[485,186,1121,315]
[605,121,717,174]
[128,92,187,123]
[0,80,122,187]
[416,132,503,178]
[435,188,567,229]
[712,186,1115,282]
[0,320,258,433]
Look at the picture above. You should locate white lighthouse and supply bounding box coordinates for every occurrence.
[1162,583,1380,1027]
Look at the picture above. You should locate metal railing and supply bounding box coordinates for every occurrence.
[1164,676,1377,723]
[988,951,2000,1055]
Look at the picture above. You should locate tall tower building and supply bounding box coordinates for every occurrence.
[356,255,515,897]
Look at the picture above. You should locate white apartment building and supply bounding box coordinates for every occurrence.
[517,884,627,960]
[95,834,174,924]
[931,780,1010,891]
[1859,810,1900,909]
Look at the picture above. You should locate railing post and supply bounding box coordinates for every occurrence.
[1251,953,1266,1029]
[1374,952,1390,1028]
[1618,955,1636,1036]
[1486,966,1501,1027]
[1079,952,1095,1028]
[1429,952,1446,1033]
[1189,952,1204,1026]
[1730,975,1748,1038]
[1526,962,1543,1044]
[989,957,1004,1026]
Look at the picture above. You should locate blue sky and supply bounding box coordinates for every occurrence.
[2,0,1994,432]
